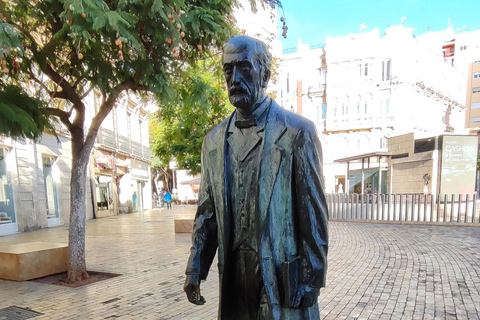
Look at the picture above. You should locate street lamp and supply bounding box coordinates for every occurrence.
[169,160,177,195]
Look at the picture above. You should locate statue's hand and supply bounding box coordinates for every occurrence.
[292,285,318,308]
[184,274,206,305]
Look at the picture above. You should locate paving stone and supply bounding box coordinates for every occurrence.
[0,209,479,319]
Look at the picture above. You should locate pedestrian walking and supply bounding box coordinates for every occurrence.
[164,191,172,209]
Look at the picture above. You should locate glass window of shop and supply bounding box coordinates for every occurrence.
[0,148,16,224]
[43,156,59,219]
[95,175,114,214]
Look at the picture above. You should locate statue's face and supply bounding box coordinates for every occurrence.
[223,39,265,112]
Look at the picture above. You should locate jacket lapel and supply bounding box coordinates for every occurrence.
[258,104,287,230]
[207,114,232,251]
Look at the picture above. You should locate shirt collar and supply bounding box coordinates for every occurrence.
[228,97,271,133]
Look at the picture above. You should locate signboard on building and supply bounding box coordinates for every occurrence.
[131,159,149,181]
[440,135,478,196]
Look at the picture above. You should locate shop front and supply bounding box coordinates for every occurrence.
[335,152,390,194]
[0,147,17,235]
[93,153,117,218]
[131,159,151,211]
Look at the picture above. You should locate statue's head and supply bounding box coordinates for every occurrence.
[222,36,272,113]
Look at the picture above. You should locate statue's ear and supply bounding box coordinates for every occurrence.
[262,70,271,88]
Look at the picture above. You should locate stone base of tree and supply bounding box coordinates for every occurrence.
[0,242,68,281]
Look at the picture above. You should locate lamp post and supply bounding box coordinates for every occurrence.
[169,160,177,195]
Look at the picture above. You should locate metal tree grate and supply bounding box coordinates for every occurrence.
[0,306,43,320]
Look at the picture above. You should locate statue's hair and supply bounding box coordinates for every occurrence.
[251,38,272,76]
[224,36,272,76]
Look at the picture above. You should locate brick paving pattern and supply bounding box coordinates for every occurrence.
[0,208,479,320]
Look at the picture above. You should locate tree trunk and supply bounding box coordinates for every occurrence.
[67,133,91,282]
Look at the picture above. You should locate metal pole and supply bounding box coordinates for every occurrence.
[465,194,469,223]
[450,194,455,222]
[422,195,427,222]
[443,194,448,222]
[393,194,397,221]
[405,195,409,221]
[457,194,462,223]
[436,194,440,222]
[411,194,415,222]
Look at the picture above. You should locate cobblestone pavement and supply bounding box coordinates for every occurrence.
[0,208,479,320]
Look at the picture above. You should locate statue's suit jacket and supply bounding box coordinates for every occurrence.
[186,100,329,320]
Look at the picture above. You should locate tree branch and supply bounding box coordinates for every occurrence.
[81,79,138,158]
[7,19,84,109]
[80,86,94,100]
[44,107,73,129]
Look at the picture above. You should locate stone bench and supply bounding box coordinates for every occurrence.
[0,242,68,281]
[174,219,194,233]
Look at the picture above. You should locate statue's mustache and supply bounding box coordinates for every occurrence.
[230,86,249,95]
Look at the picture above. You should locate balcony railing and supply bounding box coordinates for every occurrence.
[96,129,151,161]
[118,135,131,154]
[131,141,143,157]
[96,128,116,149]
[143,146,152,160]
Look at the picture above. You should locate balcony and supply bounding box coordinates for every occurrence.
[143,146,152,160]
[96,128,116,149]
[328,114,395,131]
[131,141,142,158]
[118,135,131,154]
[96,129,151,162]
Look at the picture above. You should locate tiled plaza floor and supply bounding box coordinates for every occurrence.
[0,207,479,320]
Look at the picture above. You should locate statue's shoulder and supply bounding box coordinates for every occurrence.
[204,114,232,143]
[270,100,316,133]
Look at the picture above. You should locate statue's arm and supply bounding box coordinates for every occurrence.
[184,139,218,304]
[292,122,329,307]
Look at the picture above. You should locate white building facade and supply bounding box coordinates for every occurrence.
[278,25,466,193]
[0,93,152,236]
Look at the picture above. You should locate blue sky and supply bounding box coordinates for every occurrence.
[276,0,480,49]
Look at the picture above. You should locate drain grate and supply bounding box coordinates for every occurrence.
[0,306,43,320]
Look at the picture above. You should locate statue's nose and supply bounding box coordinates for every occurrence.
[232,66,242,84]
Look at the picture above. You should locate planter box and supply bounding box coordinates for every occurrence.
[0,242,68,281]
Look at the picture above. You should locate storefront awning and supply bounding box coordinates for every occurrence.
[180,177,201,185]
[334,151,391,163]
[37,145,59,157]
[95,155,113,169]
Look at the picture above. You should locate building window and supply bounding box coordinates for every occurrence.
[364,100,368,114]
[473,87,480,94]
[95,175,114,214]
[470,117,480,124]
[287,73,290,93]
[474,72,480,79]
[43,157,59,219]
[382,59,392,81]
[316,105,320,120]
[472,102,480,109]
[364,63,369,76]
[322,104,327,119]
[94,91,102,113]
[0,148,15,224]
[385,99,390,113]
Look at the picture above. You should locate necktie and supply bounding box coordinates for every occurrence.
[235,118,256,128]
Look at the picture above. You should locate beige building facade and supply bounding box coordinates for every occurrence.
[465,62,480,128]
[0,93,152,237]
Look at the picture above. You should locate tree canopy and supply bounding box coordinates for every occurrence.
[0,0,241,281]
[149,56,233,175]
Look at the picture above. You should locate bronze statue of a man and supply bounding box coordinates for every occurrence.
[184,35,329,320]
